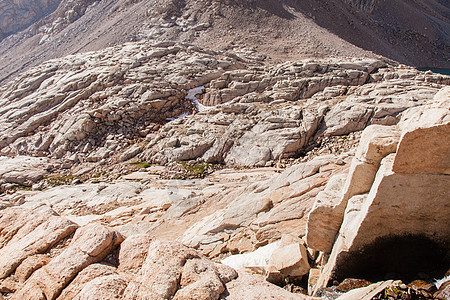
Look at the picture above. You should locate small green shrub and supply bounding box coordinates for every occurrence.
[46,174,75,186]
[130,161,151,169]
[178,161,213,178]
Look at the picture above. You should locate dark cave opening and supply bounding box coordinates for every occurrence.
[332,234,449,284]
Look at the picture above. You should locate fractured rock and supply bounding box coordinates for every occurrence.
[224,271,310,299]
[0,208,77,280]
[0,156,51,187]
[313,105,450,293]
[305,174,347,253]
[118,234,153,273]
[13,224,123,300]
[306,125,401,253]
[57,264,120,299]
[268,241,311,278]
[122,239,237,299]
[71,274,127,300]
[14,254,50,283]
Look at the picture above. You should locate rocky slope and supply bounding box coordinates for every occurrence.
[0,87,448,299]
[0,41,448,175]
[307,88,450,293]
[0,37,448,298]
[0,0,61,41]
[0,0,449,84]
[0,1,449,298]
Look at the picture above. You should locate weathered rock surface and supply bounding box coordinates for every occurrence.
[0,207,77,280]
[180,155,349,256]
[2,206,310,300]
[22,181,146,216]
[0,156,52,190]
[13,224,123,299]
[0,42,447,170]
[118,234,153,274]
[0,42,243,164]
[124,239,238,299]
[1,0,449,91]
[141,59,448,167]
[306,125,401,253]
[0,33,448,300]
[0,153,350,299]
[0,149,353,262]
[57,263,123,299]
[308,88,450,294]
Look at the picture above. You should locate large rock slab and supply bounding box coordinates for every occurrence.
[393,123,450,175]
[306,125,400,253]
[221,241,281,270]
[23,181,145,216]
[341,154,449,249]
[310,97,450,293]
[118,234,153,274]
[305,174,347,253]
[0,156,50,188]
[181,156,346,255]
[314,153,450,293]
[268,241,311,278]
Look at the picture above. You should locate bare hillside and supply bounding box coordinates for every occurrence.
[0,0,448,85]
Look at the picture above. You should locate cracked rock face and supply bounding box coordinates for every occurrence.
[0,20,448,299]
[305,88,450,293]
[1,207,311,300]
[0,42,243,163]
[140,59,448,167]
[0,41,447,169]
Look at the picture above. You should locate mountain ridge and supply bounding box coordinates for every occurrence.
[0,0,448,85]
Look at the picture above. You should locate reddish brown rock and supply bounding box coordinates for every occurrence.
[57,264,119,299]
[118,234,152,274]
[13,224,122,300]
[123,240,237,299]
[14,254,50,283]
[0,208,77,280]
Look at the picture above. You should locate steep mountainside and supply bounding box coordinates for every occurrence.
[0,0,448,84]
[0,0,61,40]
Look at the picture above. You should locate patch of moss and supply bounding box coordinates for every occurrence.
[178,161,213,178]
[130,161,151,169]
[46,174,76,186]
[12,185,33,191]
